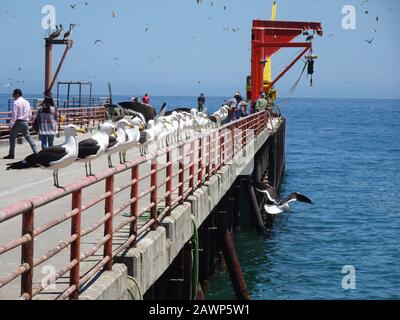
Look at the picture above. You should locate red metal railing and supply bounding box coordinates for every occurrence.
[0,111,269,300]
[0,106,106,137]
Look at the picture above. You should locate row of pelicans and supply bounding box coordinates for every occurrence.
[6,105,232,187]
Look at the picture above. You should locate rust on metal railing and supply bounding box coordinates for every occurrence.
[0,110,273,300]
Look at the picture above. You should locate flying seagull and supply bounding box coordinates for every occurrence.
[70,4,77,9]
[253,181,313,215]
[94,39,104,45]
[365,38,374,44]
[111,10,116,18]
[6,125,85,187]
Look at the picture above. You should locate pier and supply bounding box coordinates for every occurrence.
[0,110,285,300]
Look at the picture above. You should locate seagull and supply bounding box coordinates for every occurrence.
[6,125,85,188]
[361,0,369,5]
[70,4,77,9]
[123,118,143,161]
[76,122,116,176]
[94,39,104,45]
[111,10,116,18]
[2,82,12,88]
[155,102,167,120]
[365,38,374,44]
[84,1,89,5]
[253,181,313,215]
[105,119,132,167]
[145,23,155,32]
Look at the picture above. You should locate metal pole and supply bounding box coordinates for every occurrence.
[179,145,184,204]
[166,150,173,215]
[104,175,114,270]
[47,46,70,96]
[217,218,250,300]
[21,208,34,300]
[70,190,82,299]
[150,160,158,230]
[44,40,53,96]
[130,166,138,247]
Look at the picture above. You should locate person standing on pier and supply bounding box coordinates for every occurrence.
[197,93,205,112]
[36,96,58,150]
[142,93,150,104]
[255,92,268,112]
[3,89,37,159]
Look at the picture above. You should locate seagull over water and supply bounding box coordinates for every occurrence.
[253,181,313,215]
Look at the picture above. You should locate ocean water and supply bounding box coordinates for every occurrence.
[1,94,399,299]
[206,98,400,300]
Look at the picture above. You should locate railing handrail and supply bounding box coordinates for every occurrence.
[0,110,270,300]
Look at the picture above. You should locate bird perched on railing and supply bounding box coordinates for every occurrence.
[253,181,313,215]
[6,125,85,187]
[122,117,144,162]
[76,122,116,176]
[105,119,132,167]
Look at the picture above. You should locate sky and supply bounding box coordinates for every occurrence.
[0,0,399,99]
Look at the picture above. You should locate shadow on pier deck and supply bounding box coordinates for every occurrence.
[0,110,285,300]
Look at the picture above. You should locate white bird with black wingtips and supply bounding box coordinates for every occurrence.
[6,124,86,187]
[105,119,132,167]
[253,181,313,215]
[76,122,117,176]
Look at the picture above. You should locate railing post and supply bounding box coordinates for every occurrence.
[198,137,203,183]
[21,208,34,300]
[166,149,173,215]
[219,129,224,169]
[104,175,114,270]
[231,125,235,161]
[150,159,158,230]
[179,145,185,204]
[189,141,195,191]
[205,134,211,181]
[70,190,82,300]
[212,130,217,174]
[130,165,138,247]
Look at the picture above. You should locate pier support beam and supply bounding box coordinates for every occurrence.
[217,213,250,300]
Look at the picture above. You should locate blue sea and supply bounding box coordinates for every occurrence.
[1,94,399,299]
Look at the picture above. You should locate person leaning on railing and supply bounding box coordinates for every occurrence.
[35,96,58,150]
[3,89,37,159]
[255,92,269,113]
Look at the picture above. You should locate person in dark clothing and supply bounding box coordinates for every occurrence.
[197,93,205,112]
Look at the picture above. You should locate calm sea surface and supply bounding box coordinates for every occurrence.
[1,94,399,299]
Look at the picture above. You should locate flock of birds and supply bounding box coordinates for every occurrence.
[6,104,232,188]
